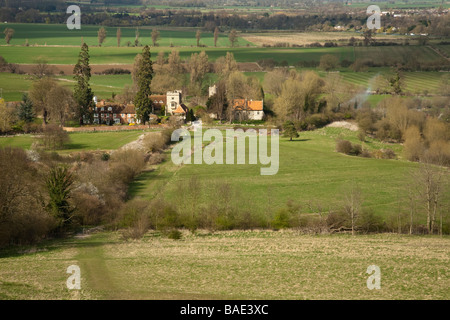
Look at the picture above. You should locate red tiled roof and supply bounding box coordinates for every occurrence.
[232,99,263,111]
[172,103,189,114]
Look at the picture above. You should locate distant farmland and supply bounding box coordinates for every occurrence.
[1,44,447,66]
[0,23,252,48]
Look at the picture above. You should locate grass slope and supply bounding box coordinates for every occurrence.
[0,231,448,299]
[0,130,146,152]
[130,127,418,219]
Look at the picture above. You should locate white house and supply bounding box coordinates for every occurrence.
[232,99,264,121]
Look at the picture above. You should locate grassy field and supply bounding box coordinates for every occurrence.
[0,231,448,300]
[129,127,423,220]
[1,44,447,66]
[1,68,446,103]
[0,130,146,153]
[0,23,252,48]
[0,73,131,101]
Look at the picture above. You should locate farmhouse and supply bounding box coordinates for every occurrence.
[150,94,166,114]
[232,99,264,121]
[83,89,188,125]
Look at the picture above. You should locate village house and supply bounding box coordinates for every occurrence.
[83,90,188,125]
[232,99,264,121]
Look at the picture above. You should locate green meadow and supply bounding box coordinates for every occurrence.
[0,23,252,48]
[0,130,146,153]
[1,44,446,66]
[1,70,445,104]
[0,73,132,101]
[130,127,420,219]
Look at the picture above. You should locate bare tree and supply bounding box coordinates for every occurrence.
[196,30,201,47]
[151,29,160,47]
[214,27,219,47]
[116,28,122,47]
[135,28,140,46]
[46,85,76,127]
[98,27,107,47]
[263,68,290,97]
[412,157,448,234]
[215,52,238,80]
[207,80,227,121]
[228,29,238,47]
[4,28,14,44]
[32,58,54,79]
[167,50,183,75]
[29,77,57,125]
[343,183,363,236]
[189,51,209,88]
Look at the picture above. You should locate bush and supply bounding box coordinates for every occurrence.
[98,68,131,75]
[358,130,366,142]
[360,148,372,158]
[349,143,362,156]
[118,199,150,240]
[110,149,146,178]
[148,152,166,165]
[101,153,110,161]
[357,210,385,233]
[336,139,353,154]
[336,140,362,156]
[167,229,182,240]
[0,147,55,247]
[271,208,291,230]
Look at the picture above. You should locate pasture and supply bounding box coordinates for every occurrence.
[130,127,422,220]
[0,231,448,300]
[0,73,131,101]
[1,70,445,104]
[1,43,447,66]
[0,130,147,153]
[0,23,252,48]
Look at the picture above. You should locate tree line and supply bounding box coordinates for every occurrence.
[0,5,448,37]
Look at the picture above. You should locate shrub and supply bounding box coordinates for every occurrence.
[101,153,110,161]
[357,210,385,233]
[336,139,353,154]
[0,147,55,247]
[358,130,366,142]
[167,229,182,240]
[349,143,362,156]
[118,199,150,240]
[99,68,131,75]
[144,132,167,153]
[360,148,372,158]
[271,208,291,230]
[382,149,397,159]
[326,211,349,233]
[148,152,166,165]
[110,149,146,178]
